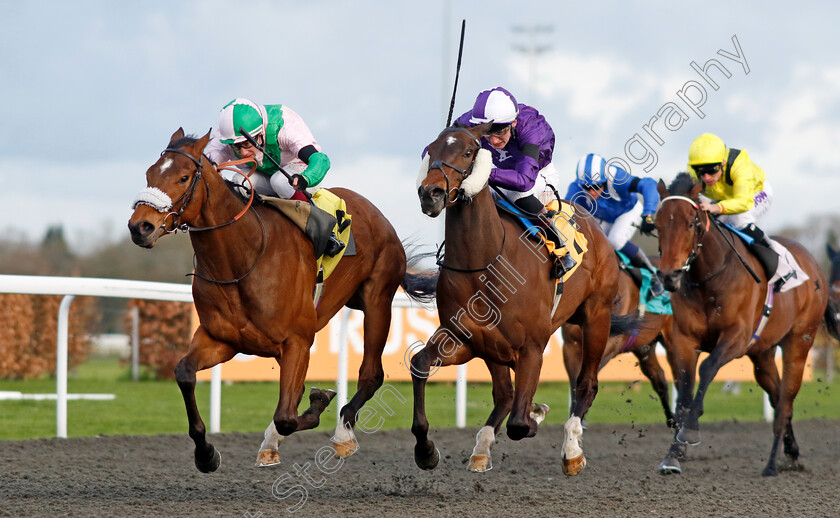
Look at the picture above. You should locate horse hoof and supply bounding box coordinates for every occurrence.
[658,457,682,475]
[195,448,221,473]
[332,438,359,459]
[415,446,440,471]
[761,465,779,477]
[506,421,530,441]
[468,454,492,473]
[255,449,281,467]
[561,453,586,476]
[676,427,700,445]
[310,387,337,405]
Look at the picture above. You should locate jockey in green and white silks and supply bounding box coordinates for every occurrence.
[205,98,330,201]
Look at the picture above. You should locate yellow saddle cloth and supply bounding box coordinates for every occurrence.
[261,188,352,281]
[311,189,352,279]
[543,200,588,283]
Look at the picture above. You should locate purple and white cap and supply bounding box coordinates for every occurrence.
[469,87,519,125]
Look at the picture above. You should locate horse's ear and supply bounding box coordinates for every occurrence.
[689,181,703,199]
[195,129,212,153]
[469,122,494,138]
[169,127,185,145]
[657,178,669,198]
[827,242,838,261]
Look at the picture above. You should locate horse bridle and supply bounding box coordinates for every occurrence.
[157,147,266,284]
[658,195,710,273]
[426,126,482,204]
[158,147,209,234]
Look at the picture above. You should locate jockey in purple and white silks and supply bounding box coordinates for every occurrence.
[565,153,664,296]
[451,87,574,274]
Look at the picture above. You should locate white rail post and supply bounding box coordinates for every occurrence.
[210,364,222,433]
[456,364,467,428]
[56,295,75,439]
[337,308,351,425]
[131,306,140,381]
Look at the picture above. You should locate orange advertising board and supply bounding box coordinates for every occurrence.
[196,306,811,383]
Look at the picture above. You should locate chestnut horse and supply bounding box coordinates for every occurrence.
[128,128,434,473]
[413,124,638,475]
[654,173,828,476]
[563,256,675,429]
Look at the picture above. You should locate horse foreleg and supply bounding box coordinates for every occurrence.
[410,334,473,471]
[506,345,543,441]
[677,339,742,446]
[468,361,513,472]
[273,341,311,437]
[257,387,337,467]
[174,327,236,473]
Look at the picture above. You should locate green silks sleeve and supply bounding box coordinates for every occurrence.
[301,152,330,187]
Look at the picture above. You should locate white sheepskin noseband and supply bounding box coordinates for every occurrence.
[416,153,430,190]
[132,187,173,212]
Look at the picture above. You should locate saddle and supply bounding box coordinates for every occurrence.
[615,251,672,315]
[495,198,588,282]
[246,185,355,280]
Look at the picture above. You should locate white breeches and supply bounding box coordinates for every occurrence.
[492,163,559,205]
[710,180,774,229]
[596,199,643,250]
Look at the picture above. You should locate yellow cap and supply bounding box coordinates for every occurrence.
[688,133,726,166]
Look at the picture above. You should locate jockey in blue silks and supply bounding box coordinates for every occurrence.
[565,153,664,296]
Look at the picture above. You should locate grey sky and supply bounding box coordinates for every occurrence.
[1,1,838,252]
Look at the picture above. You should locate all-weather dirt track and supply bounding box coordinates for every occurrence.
[2,420,839,517]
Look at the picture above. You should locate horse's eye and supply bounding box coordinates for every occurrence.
[179,175,189,184]
[465,149,473,157]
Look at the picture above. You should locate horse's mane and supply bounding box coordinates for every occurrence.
[668,172,697,196]
[170,135,199,149]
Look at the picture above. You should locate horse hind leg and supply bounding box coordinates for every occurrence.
[257,387,337,467]
[333,289,394,459]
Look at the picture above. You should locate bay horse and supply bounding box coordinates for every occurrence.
[128,128,434,473]
[413,123,638,475]
[563,256,675,429]
[654,173,828,476]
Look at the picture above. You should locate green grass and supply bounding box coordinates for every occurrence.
[0,357,838,440]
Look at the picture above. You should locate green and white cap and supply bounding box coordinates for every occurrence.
[218,98,267,144]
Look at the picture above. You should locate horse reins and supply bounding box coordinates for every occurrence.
[158,148,266,284]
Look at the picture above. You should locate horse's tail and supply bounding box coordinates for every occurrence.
[400,242,438,305]
[609,312,643,337]
[825,301,840,342]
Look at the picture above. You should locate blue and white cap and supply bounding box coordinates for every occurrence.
[576,153,609,187]
[469,87,519,125]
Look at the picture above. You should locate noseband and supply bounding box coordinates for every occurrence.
[427,126,482,204]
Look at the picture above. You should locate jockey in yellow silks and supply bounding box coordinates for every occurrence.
[687,133,805,292]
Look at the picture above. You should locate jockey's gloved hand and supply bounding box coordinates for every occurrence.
[640,214,656,235]
[292,174,308,191]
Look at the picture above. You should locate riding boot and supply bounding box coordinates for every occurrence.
[628,249,665,297]
[324,232,346,257]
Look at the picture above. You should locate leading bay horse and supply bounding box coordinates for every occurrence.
[128,128,434,472]
[654,173,828,476]
[413,123,638,475]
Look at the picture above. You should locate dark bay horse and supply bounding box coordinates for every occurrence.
[128,128,434,472]
[413,123,637,475]
[654,173,828,476]
[563,257,675,429]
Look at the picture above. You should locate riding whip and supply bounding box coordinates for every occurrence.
[445,19,466,127]
[238,127,313,203]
